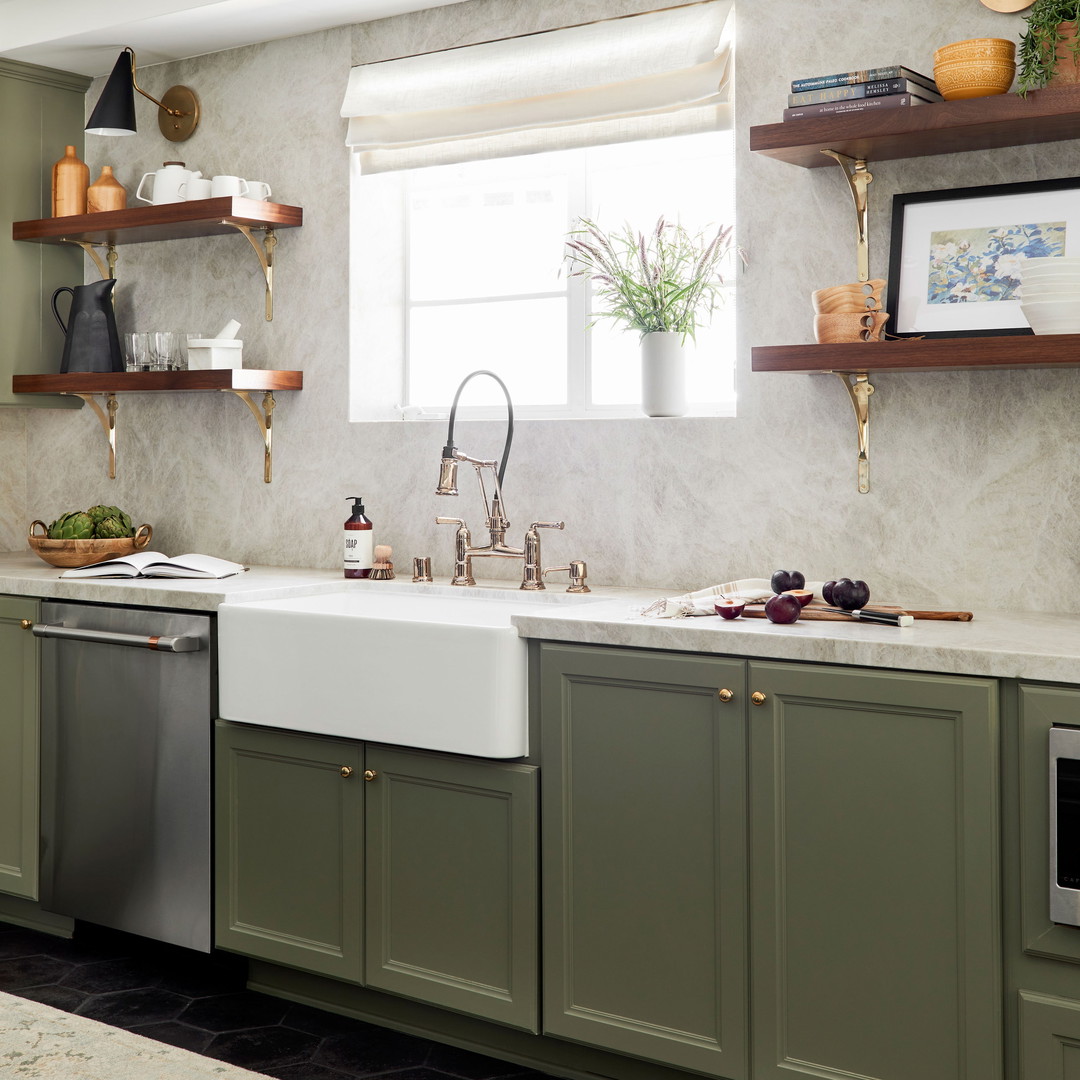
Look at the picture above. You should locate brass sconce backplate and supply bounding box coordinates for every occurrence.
[159,85,200,142]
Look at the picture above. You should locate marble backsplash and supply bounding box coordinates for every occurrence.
[8,0,1078,614]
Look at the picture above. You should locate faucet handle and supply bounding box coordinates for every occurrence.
[436,517,467,527]
[529,521,565,531]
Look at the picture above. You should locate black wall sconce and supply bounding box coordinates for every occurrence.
[85,47,200,142]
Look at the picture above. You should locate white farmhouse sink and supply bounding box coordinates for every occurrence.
[217,584,600,758]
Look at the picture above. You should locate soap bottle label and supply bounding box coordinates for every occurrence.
[344,529,373,576]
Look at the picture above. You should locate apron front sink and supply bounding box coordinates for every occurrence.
[218,583,599,757]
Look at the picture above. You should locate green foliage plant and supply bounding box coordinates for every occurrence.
[1017,0,1080,94]
[563,216,740,342]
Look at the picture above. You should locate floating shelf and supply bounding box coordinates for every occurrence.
[749,84,1080,168]
[750,335,1080,374]
[12,197,303,320]
[751,336,1080,494]
[12,369,303,483]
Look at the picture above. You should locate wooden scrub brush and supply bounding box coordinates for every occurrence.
[370,544,395,580]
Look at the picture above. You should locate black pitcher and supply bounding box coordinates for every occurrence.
[51,278,123,374]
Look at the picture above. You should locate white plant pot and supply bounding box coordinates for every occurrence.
[640,331,687,417]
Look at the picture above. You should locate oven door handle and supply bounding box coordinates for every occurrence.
[29,622,202,653]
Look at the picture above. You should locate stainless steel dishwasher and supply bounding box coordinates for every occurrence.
[36,600,213,952]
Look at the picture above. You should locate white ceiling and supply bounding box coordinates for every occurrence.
[0,0,467,76]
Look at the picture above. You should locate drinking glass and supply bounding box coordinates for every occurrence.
[148,331,180,371]
[124,332,150,372]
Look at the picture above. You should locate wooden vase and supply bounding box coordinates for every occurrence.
[87,166,127,213]
[51,145,89,217]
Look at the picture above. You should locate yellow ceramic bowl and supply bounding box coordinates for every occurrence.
[933,37,1016,64]
[933,55,1016,99]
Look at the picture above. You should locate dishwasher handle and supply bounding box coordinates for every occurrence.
[29,622,202,653]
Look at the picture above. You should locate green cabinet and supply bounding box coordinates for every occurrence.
[0,59,89,405]
[540,644,1002,1080]
[364,745,538,1030]
[0,596,40,899]
[540,644,748,1077]
[1018,991,1080,1079]
[215,723,364,981]
[748,661,1001,1080]
[215,724,539,1029]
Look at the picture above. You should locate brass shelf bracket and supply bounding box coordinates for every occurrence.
[226,389,276,483]
[63,239,118,281]
[834,372,874,494]
[69,392,119,479]
[222,222,277,321]
[821,150,873,283]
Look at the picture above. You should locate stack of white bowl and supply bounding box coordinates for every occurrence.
[1019,257,1080,334]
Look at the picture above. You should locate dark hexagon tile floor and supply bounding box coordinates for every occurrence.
[0,920,559,1080]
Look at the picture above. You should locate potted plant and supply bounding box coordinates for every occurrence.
[563,216,740,417]
[1017,0,1080,93]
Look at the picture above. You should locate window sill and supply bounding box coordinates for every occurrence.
[353,403,736,423]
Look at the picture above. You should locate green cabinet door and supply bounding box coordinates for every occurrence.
[540,642,748,1078]
[215,722,363,981]
[748,661,1002,1080]
[364,745,538,1031]
[0,597,39,899]
[0,60,89,406]
[1019,991,1080,1079]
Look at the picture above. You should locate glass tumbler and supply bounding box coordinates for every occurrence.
[148,331,180,371]
[124,332,150,372]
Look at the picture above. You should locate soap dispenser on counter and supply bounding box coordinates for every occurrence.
[343,496,373,578]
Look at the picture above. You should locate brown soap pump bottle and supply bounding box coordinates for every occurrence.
[52,145,90,217]
[343,497,373,579]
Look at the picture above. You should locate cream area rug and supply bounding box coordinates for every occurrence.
[0,991,270,1078]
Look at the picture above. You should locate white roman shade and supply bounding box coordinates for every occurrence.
[341,0,733,173]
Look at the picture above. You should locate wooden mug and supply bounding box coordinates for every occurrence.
[814,311,890,343]
[812,279,887,314]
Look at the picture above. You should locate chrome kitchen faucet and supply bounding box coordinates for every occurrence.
[435,369,588,592]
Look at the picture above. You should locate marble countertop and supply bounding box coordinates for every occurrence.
[2,552,1078,684]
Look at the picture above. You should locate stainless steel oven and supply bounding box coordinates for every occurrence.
[1051,725,1080,926]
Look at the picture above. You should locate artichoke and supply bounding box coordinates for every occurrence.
[94,515,129,539]
[86,504,135,538]
[47,505,136,540]
[49,511,94,540]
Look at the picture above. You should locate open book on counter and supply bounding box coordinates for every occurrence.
[60,551,249,580]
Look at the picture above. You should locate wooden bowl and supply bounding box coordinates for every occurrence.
[27,520,153,568]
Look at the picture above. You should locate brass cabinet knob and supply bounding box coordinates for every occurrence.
[717,688,734,702]
[340,766,353,778]
[19,620,32,631]
[751,691,767,706]
[363,769,377,782]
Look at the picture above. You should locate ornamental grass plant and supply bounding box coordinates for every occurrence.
[564,216,739,342]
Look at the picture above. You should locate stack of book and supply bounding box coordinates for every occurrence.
[783,65,942,121]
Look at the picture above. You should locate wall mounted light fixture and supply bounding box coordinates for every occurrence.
[85,47,200,142]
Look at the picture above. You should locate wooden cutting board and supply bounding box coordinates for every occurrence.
[740,601,973,622]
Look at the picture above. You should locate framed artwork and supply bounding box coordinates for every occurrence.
[885,176,1080,338]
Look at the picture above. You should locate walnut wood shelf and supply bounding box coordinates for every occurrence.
[751,335,1080,374]
[749,84,1080,168]
[12,369,303,483]
[12,198,303,320]
[12,198,302,244]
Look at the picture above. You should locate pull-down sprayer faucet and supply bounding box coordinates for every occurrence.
[434,370,588,592]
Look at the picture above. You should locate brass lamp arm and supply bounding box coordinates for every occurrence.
[125,48,185,117]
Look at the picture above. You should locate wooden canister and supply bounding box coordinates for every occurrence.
[87,166,127,213]
[52,145,89,216]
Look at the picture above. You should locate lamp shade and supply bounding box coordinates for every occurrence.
[85,50,137,136]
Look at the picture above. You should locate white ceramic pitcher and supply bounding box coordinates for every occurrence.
[135,162,199,205]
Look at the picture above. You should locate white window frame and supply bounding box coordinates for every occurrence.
[349,131,736,424]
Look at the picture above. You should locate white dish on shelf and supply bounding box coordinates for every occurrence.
[1019,298,1080,334]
